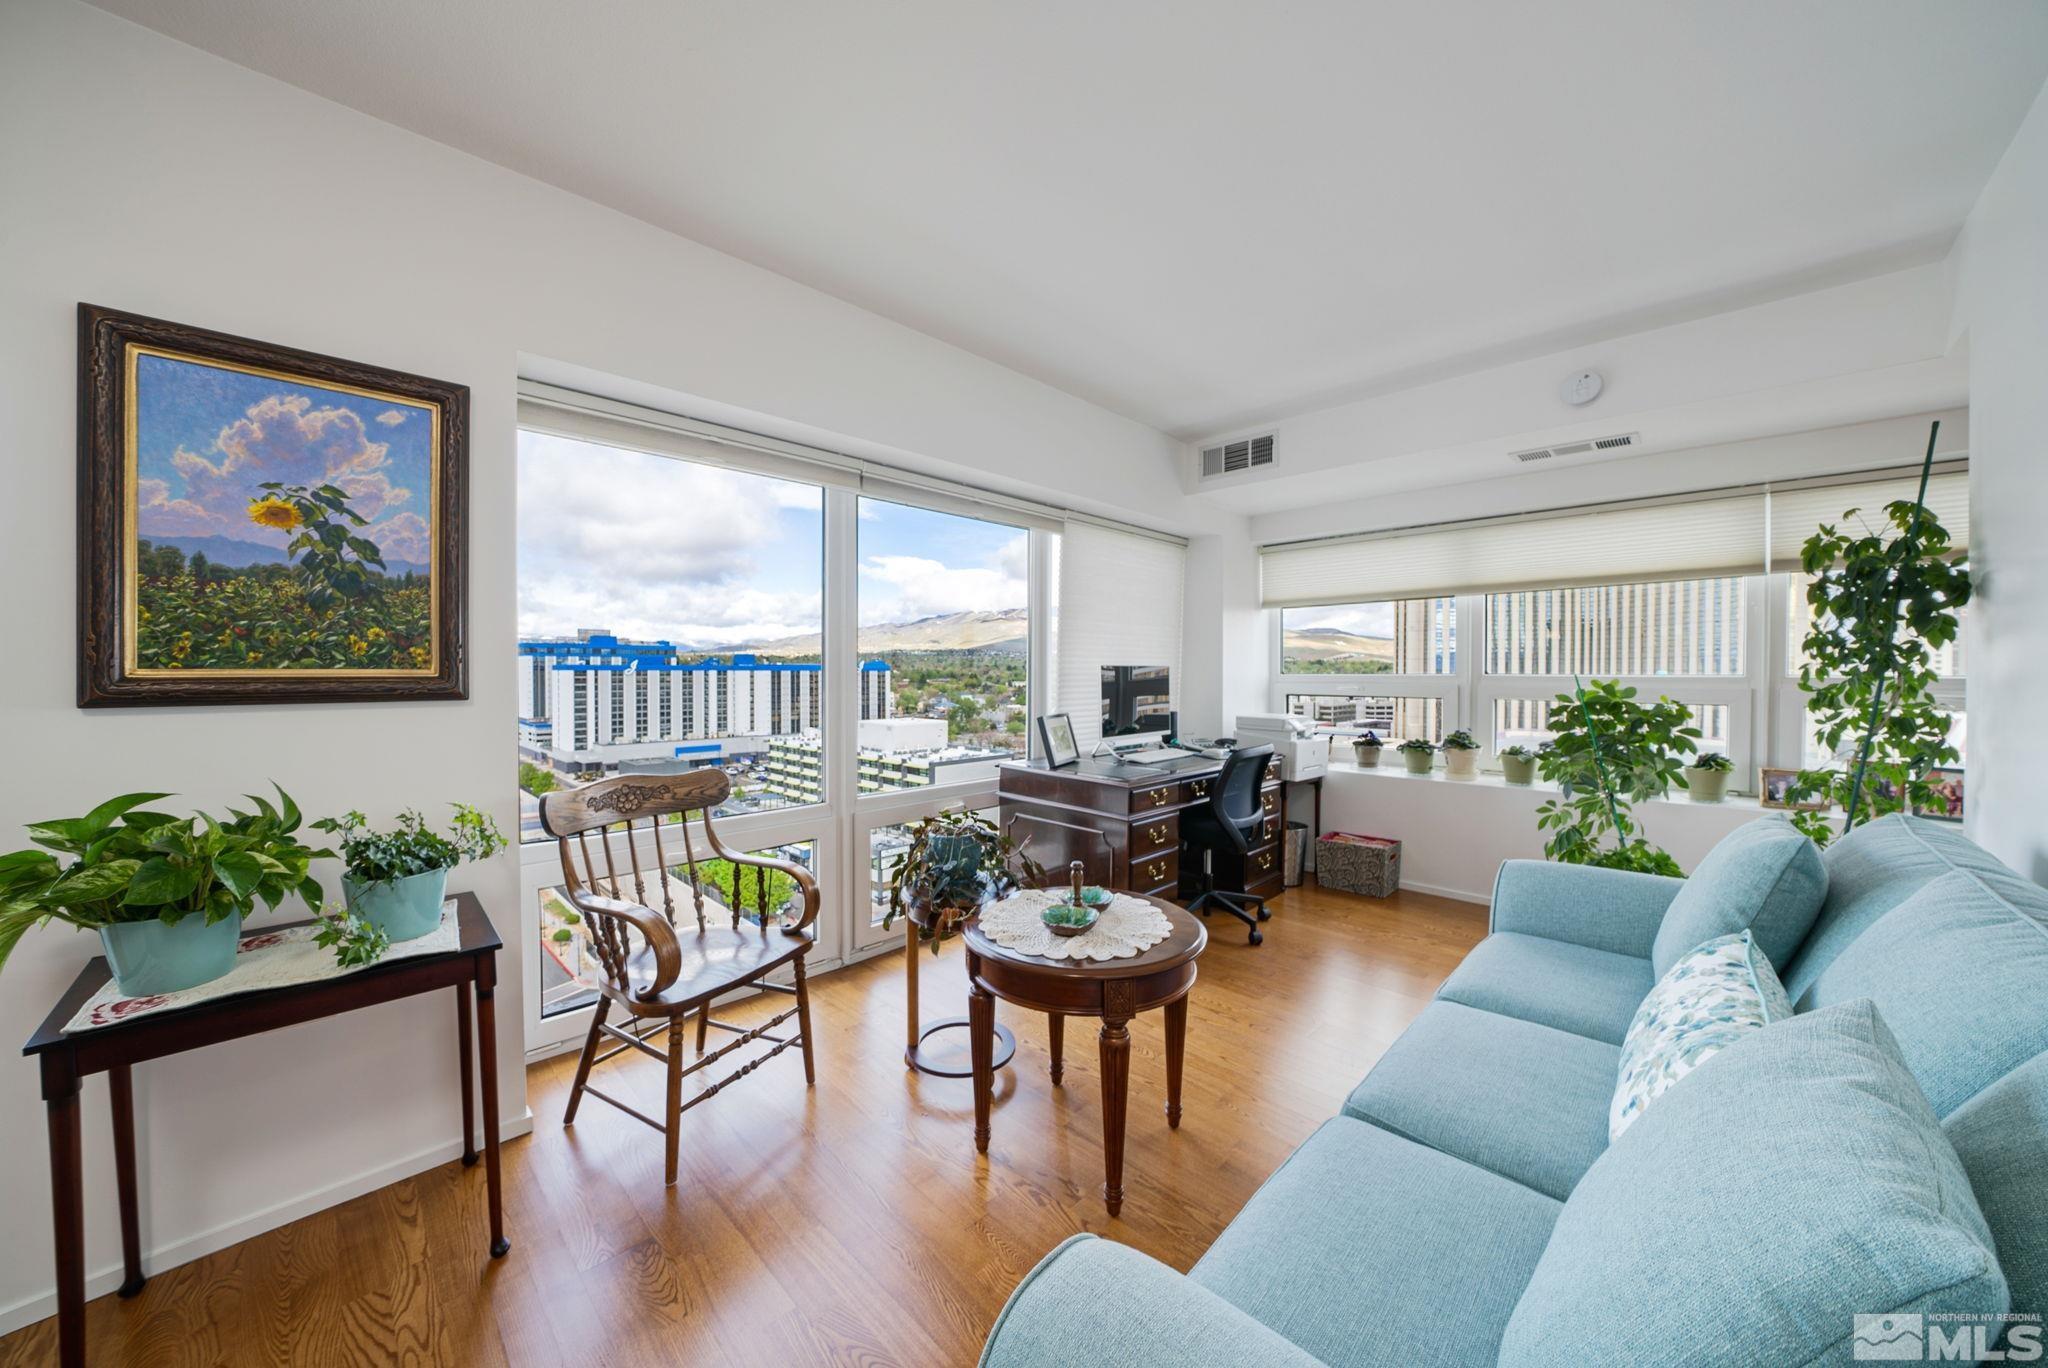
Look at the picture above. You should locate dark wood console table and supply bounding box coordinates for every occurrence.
[22,892,508,1368]
[997,757,1288,903]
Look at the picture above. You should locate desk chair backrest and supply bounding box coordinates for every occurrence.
[1205,745,1274,854]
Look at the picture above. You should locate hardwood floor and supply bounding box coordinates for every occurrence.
[0,882,1485,1367]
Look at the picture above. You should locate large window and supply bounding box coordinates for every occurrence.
[1282,599,1455,675]
[853,498,1030,795]
[1485,579,1744,677]
[516,430,826,835]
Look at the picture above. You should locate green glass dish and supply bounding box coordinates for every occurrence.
[1041,902,1101,937]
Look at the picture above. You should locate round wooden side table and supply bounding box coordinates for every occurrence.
[902,901,1016,1077]
[963,894,1206,1216]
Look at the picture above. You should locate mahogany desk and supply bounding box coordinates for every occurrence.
[22,892,508,1368]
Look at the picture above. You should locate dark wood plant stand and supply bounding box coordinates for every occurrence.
[903,901,1015,1077]
[964,895,1205,1216]
[22,893,507,1368]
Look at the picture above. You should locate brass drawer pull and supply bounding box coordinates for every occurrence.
[1146,822,1172,848]
[1147,787,1172,809]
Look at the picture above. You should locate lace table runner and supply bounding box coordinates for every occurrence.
[65,900,461,1033]
[976,889,1174,962]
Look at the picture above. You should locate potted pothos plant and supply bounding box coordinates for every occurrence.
[1500,744,1539,786]
[1533,679,1697,877]
[314,804,506,943]
[1439,730,1481,779]
[1398,738,1436,775]
[1682,750,1734,803]
[1352,731,1384,768]
[885,808,1044,954]
[0,787,330,995]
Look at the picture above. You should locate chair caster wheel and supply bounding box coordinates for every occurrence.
[1248,929,1263,946]
[1256,908,1271,921]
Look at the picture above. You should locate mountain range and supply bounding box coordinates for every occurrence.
[142,534,430,579]
[1281,626,1396,663]
[720,607,1028,657]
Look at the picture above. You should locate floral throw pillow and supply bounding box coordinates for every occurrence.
[1610,930,1792,1141]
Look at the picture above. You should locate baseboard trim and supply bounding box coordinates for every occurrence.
[1386,877,1490,906]
[0,1108,534,1338]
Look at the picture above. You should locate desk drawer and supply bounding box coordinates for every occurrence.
[1133,814,1178,855]
[1182,775,1214,803]
[1129,849,1178,893]
[1133,782,1180,814]
[1259,788,1280,821]
[1246,843,1281,884]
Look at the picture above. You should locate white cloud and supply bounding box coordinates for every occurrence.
[375,409,409,426]
[858,553,1025,625]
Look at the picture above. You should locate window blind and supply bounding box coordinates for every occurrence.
[1058,522,1185,749]
[1260,463,1967,609]
[1767,469,1969,568]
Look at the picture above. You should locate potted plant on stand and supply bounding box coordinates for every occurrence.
[1681,751,1734,803]
[1351,731,1384,768]
[315,804,506,943]
[1440,730,1481,779]
[885,808,1045,953]
[0,787,330,995]
[1500,744,1539,786]
[1398,738,1436,775]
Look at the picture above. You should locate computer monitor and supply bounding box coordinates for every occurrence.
[1101,665,1172,736]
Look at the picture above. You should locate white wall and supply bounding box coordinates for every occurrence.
[1950,74,2048,884]
[0,0,1196,1329]
[1318,764,1777,905]
[1177,520,1270,738]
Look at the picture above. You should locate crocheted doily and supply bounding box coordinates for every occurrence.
[975,888,1173,962]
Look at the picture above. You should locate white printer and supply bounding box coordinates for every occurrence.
[1233,714,1331,782]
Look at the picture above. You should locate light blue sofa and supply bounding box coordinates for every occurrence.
[980,814,2048,1367]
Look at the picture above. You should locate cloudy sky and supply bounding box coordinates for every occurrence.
[516,431,1028,646]
[134,352,434,566]
[1284,601,1396,637]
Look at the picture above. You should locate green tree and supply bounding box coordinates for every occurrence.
[518,762,558,797]
[686,856,797,922]
[189,551,211,585]
[1534,680,1699,876]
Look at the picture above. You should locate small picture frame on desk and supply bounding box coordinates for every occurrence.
[1037,713,1080,767]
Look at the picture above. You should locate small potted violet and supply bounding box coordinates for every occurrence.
[1500,744,1539,786]
[1352,731,1384,768]
[1398,738,1436,775]
[1682,750,1734,803]
[1439,730,1482,779]
[315,804,506,943]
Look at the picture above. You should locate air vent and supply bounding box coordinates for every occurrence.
[1200,432,1278,479]
[1507,433,1640,464]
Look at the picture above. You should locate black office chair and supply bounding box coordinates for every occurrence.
[1181,745,1275,945]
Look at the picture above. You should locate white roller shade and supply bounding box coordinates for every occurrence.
[1058,522,1185,748]
[1768,469,1969,568]
[1261,489,1768,609]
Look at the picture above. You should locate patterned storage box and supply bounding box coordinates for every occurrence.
[1317,833,1401,898]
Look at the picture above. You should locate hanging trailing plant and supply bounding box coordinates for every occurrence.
[1533,678,1698,878]
[1785,428,1969,846]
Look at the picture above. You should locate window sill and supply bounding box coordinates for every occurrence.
[1325,759,1774,814]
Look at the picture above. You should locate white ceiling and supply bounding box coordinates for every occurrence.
[91,0,2048,440]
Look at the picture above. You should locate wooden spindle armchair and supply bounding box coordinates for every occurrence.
[539,770,819,1185]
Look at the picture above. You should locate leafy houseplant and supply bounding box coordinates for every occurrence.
[1397,738,1436,775]
[1533,679,1698,879]
[1439,729,1481,779]
[1682,750,1734,804]
[1500,744,1539,786]
[1352,730,1383,768]
[0,788,330,995]
[1784,463,1970,846]
[315,804,506,943]
[885,808,1044,954]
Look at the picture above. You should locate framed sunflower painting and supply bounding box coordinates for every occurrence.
[78,305,468,705]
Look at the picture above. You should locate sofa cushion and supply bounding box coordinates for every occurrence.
[1649,815,1827,977]
[1944,1054,2048,1344]
[1610,930,1790,1140]
[1785,813,2015,1004]
[1343,1001,1616,1200]
[1436,933,1652,1045]
[1499,1000,2007,1368]
[1191,1116,1560,1368]
[1801,866,2048,1117]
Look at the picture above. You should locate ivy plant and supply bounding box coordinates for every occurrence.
[0,787,330,979]
[1533,679,1699,876]
[315,804,506,885]
[1785,496,1969,846]
[885,808,1045,954]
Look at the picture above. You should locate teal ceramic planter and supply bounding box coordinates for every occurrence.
[344,867,450,943]
[101,912,244,997]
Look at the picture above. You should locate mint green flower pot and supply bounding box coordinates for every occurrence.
[1402,749,1435,775]
[344,867,450,943]
[101,911,243,997]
